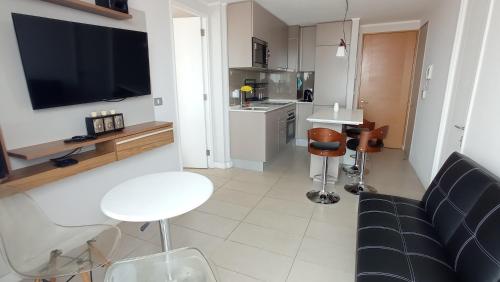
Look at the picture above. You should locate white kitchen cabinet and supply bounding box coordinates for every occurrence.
[227,1,253,68]
[300,26,316,72]
[316,21,352,46]
[227,0,288,69]
[296,102,313,143]
[230,104,296,165]
[230,111,267,162]
[288,26,300,71]
[314,46,349,106]
[264,110,280,161]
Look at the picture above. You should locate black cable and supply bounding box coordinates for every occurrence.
[50,148,82,162]
[343,0,349,43]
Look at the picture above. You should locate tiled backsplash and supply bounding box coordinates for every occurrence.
[229,69,297,106]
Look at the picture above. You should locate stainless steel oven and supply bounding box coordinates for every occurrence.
[252,37,269,68]
[286,109,296,144]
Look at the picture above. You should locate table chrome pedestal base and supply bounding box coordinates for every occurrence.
[159,219,173,251]
[306,191,340,205]
[344,183,377,195]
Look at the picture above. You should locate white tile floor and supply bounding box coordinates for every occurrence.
[43,145,425,282]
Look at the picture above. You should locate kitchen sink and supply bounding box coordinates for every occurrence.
[259,102,290,106]
[241,107,269,111]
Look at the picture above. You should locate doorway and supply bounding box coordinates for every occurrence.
[358,31,418,149]
[404,23,428,158]
[435,0,492,168]
[172,4,212,168]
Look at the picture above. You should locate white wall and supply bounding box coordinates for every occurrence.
[409,0,463,186]
[462,0,500,177]
[0,0,182,279]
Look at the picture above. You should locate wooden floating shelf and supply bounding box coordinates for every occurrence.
[40,0,133,20]
[0,121,174,197]
[9,122,172,160]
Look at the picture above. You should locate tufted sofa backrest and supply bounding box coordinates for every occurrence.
[422,152,500,282]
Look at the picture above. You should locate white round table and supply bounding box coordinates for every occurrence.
[101,172,213,251]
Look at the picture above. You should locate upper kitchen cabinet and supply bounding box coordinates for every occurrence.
[227,1,288,70]
[316,21,352,46]
[299,26,316,72]
[287,26,300,71]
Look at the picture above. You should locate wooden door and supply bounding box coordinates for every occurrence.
[359,31,418,148]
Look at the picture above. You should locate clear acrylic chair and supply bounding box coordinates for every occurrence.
[0,193,121,281]
[105,247,218,282]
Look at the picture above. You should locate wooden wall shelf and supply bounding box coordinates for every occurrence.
[0,121,174,197]
[40,0,133,20]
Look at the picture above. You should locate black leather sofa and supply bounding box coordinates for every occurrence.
[356,152,500,282]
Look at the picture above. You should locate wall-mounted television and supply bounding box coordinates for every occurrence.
[12,13,151,110]
[0,129,10,182]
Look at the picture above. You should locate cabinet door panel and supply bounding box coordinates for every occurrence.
[297,103,313,140]
[300,26,316,71]
[314,46,349,106]
[227,2,253,68]
[316,21,352,46]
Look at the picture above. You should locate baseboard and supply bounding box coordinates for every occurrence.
[232,159,264,172]
[212,161,233,169]
[295,139,308,147]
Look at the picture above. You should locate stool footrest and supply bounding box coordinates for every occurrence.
[306,190,340,205]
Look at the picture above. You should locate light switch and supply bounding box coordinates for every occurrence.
[154,97,163,106]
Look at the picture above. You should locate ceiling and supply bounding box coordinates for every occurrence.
[206,0,434,26]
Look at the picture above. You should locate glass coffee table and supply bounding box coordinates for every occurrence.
[104,247,217,282]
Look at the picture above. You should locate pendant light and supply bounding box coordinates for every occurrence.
[336,0,349,57]
[336,39,347,57]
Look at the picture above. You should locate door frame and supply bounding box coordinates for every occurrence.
[170,1,215,168]
[431,0,470,177]
[403,22,428,159]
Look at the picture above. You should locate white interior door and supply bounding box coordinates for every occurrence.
[173,17,208,168]
[438,0,492,166]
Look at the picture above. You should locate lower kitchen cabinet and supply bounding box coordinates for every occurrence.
[296,102,313,146]
[230,104,296,166]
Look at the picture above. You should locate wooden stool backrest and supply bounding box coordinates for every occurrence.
[360,119,376,131]
[358,126,389,153]
[307,128,346,157]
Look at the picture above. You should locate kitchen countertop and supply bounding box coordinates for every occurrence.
[307,108,363,125]
[229,100,297,113]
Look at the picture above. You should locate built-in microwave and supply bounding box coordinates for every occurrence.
[252,37,268,68]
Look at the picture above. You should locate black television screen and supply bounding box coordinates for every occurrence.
[0,136,8,181]
[12,13,151,110]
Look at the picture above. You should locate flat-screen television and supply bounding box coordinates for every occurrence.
[12,13,151,110]
[0,130,9,182]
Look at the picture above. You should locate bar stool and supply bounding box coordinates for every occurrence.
[343,119,375,175]
[345,126,389,195]
[306,128,346,205]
